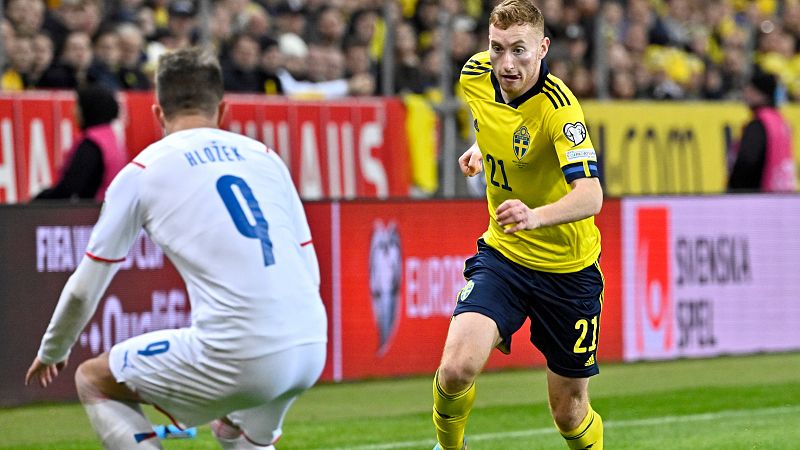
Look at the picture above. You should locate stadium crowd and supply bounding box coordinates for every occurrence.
[1,0,799,101]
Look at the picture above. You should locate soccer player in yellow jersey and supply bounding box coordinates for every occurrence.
[431,1,604,449]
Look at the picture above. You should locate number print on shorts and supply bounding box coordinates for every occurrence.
[137,340,170,356]
[573,316,598,354]
[216,175,275,266]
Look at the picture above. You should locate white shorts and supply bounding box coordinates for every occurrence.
[108,327,326,446]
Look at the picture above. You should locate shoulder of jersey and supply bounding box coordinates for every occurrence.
[461,51,492,78]
[541,73,579,112]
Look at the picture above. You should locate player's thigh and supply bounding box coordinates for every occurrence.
[528,261,604,378]
[108,328,217,423]
[229,342,326,445]
[453,240,529,355]
[440,312,500,374]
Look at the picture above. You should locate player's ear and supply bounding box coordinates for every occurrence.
[539,36,550,60]
[216,101,227,128]
[151,104,166,130]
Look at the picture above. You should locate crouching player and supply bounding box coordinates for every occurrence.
[25,47,327,450]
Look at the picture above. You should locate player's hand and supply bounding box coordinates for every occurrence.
[459,147,483,177]
[496,199,541,234]
[25,356,68,388]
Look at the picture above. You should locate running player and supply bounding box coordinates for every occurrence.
[432,1,604,449]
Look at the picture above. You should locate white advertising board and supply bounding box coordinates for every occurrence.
[623,195,800,361]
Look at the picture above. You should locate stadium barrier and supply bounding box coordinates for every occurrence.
[621,195,800,361]
[583,101,800,197]
[7,195,800,406]
[3,92,800,203]
[0,199,622,406]
[0,92,410,203]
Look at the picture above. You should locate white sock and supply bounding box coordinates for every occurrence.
[76,367,162,450]
[82,400,163,450]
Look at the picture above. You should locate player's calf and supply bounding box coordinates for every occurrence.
[75,362,162,449]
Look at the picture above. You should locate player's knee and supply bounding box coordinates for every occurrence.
[75,360,101,403]
[550,401,587,432]
[438,360,479,393]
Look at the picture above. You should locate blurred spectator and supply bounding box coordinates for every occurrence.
[59,0,103,35]
[222,33,263,92]
[1,35,35,91]
[5,0,47,36]
[391,20,425,94]
[30,33,55,87]
[90,27,123,90]
[728,72,796,192]
[412,0,439,51]
[312,6,347,47]
[0,0,793,105]
[165,0,199,49]
[0,20,14,50]
[346,7,379,47]
[276,32,374,98]
[35,85,126,201]
[259,36,283,94]
[273,2,308,36]
[570,65,595,98]
[37,31,94,89]
[116,23,151,90]
[610,70,637,99]
[323,45,347,81]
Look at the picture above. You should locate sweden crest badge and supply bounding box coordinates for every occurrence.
[513,126,530,161]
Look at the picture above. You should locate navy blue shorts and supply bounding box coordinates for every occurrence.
[453,239,604,378]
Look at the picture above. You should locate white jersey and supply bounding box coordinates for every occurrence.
[86,128,327,359]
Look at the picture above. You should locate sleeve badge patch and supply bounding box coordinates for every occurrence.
[563,122,587,146]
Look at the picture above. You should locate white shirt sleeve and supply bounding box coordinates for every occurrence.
[276,68,350,99]
[36,164,145,364]
[37,259,119,364]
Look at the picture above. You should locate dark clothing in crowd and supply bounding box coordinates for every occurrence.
[118,67,151,90]
[37,63,83,89]
[36,139,105,199]
[728,120,767,190]
[35,85,126,201]
[222,64,264,93]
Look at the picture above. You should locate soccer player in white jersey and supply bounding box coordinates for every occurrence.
[25,47,328,450]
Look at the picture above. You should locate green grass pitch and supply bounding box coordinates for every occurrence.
[2,352,799,449]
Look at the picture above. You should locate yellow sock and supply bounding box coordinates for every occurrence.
[432,370,475,450]
[558,405,603,450]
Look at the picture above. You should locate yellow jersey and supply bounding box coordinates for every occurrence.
[460,51,601,273]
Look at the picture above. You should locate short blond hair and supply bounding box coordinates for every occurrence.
[490,0,545,32]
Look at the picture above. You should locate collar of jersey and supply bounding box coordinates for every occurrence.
[490,60,549,109]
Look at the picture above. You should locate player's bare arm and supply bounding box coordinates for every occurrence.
[496,177,602,234]
[458,141,483,177]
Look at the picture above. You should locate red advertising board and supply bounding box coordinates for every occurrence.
[0,92,410,203]
[0,205,186,406]
[330,199,541,380]
[327,199,623,380]
[0,198,623,405]
[0,97,18,202]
